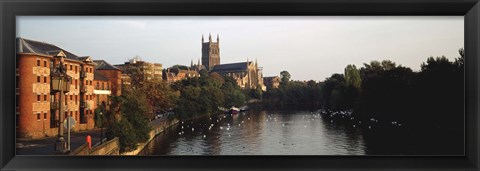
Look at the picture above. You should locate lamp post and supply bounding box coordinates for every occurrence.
[52,56,71,153]
[100,112,103,144]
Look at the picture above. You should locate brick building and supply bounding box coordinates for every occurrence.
[16,37,119,139]
[114,57,162,83]
[163,67,200,83]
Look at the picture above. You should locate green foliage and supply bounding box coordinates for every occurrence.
[344,65,362,90]
[106,119,137,153]
[107,87,152,152]
[280,70,291,85]
[173,73,246,119]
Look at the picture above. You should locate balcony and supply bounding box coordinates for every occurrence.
[80,70,86,78]
[50,102,59,110]
[80,85,86,93]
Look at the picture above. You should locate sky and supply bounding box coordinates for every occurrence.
[17,16,463,81]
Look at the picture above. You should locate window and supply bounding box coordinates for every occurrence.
[37,76,40,83]
[90,80,92,85]
[44,61,47,67]
[70,111,73,117]
[37,113,40,120]
[37,60,40,66]
[90,68,92,73]
[70,95,73,100]
[44,76,47,83]
[44,95,47,101]
[70,65,73,70]
[75,66,78,73]
[75,95,78,105]
[37,95,40,102]
[44,112,47,120]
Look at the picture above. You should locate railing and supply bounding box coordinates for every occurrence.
[80,101,89,109]
[70,137,120,155]
[80,70,86,78]
[80,85,86,93]
[50,102,59,110]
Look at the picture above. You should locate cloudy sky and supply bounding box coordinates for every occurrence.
[17,16,463,81]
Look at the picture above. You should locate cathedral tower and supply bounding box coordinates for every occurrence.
[202,33,220,70]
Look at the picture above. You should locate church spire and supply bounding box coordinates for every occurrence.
[209,33,212,42]
[202,34,204,43]
[191,59,193,67]
[217,34,219,43]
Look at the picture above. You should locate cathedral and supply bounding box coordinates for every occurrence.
[192,34,266,91]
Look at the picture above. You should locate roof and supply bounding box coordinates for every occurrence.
[93,60,121,70]
[16,37,80,61]
[264,76,280,79]
[94,71,110,81]
[211,62,252,73]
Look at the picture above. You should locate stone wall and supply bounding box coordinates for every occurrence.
[121,119,179,155]
[70,137,120,155]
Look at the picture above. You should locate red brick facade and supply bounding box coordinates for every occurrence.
[15,38,123,139]
[16,54,98,139]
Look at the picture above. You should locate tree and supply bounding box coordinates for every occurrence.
[344,64,362,89]
[280,71,291,85]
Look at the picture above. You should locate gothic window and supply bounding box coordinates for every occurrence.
[37,60,40,66]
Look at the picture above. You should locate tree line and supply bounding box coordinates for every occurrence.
[263,48,464,131]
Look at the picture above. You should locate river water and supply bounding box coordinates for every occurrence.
[140,109,463,155]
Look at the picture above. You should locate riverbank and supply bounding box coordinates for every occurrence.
[121,118,179,155]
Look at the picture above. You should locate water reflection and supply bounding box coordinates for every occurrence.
[141,109,368,155]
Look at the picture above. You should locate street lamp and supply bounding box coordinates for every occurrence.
[52,55,71,154]
[100,112,103,144]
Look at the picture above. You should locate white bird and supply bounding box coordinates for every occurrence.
[203,135,206,138]
[226,127,230,131]
[192,128,195,131]
[353,125,356,128]
[220,126,223,130]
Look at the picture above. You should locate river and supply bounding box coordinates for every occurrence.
[140,109,463,155]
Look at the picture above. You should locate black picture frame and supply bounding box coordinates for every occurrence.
[1,0,479,170]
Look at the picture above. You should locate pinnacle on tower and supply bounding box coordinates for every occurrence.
[202,34,204,42]
[217,34,219,43]
[209,33,212,42]
[191,59,194,67]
